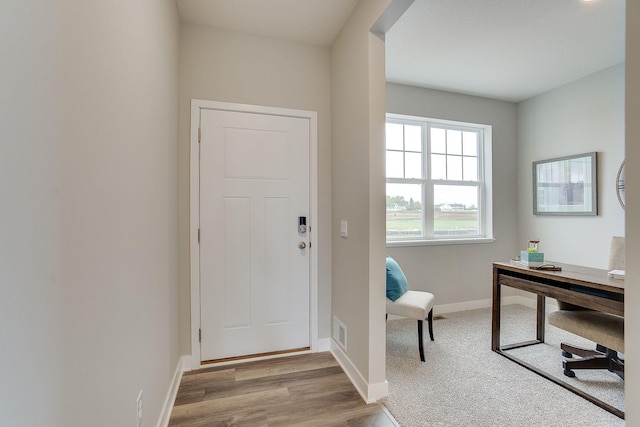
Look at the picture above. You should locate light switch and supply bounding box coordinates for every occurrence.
[340,220,348,237]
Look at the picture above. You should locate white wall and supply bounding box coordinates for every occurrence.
[1,3,65,423]
[624,1,639,424]
[517,64,625,267]
[178,24,333,352]
[330,0,393,399]
[385,84,519,306]
[0,0,180,425]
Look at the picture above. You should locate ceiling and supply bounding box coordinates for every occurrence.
[176,0,625,103]
[176,0,359,46]
[386,0,625,102]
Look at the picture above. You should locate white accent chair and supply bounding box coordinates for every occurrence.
[387,291,435,362]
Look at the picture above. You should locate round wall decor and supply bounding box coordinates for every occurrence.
[616,159,625,210]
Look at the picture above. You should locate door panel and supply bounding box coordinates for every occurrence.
[199,108,310,361]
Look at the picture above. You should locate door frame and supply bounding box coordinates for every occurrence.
[190,99,319,369]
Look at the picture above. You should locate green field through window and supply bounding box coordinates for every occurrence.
[387,210,478,237]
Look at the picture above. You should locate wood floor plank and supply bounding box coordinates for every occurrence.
[168,352,397,427]
[265,399,391,426]
[181,368,235,385]
[173,386,206,406]
[202,366,345,401]
[286,371,356,401]
[174,368,236,405]
[169,388,289,427]
[233,352,338,381]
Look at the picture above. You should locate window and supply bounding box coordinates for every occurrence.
[386,114,493,245]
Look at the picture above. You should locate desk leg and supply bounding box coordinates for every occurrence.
[536,295,546,342]
[491,267,501,351]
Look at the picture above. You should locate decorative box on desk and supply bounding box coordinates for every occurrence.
[520,250,544,267]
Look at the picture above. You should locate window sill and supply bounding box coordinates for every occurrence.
[386,237,496,248]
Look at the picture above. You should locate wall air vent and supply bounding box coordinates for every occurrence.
[332,316,347,352]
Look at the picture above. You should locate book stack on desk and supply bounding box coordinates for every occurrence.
[519,250,544,267]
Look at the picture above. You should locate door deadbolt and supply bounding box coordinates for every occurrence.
[298,216,307,234]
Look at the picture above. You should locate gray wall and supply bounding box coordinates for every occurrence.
[385,83,519,306]
[0,0,180,425]
[330,0,392,393]
[624,1,640,423]
[178,23,333,353]
[517,64,625,267]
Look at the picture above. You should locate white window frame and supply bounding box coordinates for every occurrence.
[386,113,494,247]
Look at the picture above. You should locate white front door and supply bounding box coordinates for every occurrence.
[199,107,310,362]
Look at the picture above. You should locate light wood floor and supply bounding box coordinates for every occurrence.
[168,352,397,426]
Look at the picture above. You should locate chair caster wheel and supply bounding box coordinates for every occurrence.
[562,351,573,358]
[564,369,576,377]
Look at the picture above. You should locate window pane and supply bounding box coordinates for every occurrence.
[433,185,479,236]
[447,130,462,154]
[387,183,423,238]
[463,131,477,156]
[386,123,403,150]
[463,157,478,181]
[431,127,446,153]
[431,154,446,180]
[405,125,422,152]
[405,152,422,179]
[386,151,403,178]
[447,156,462,180]
[386,114,490,243]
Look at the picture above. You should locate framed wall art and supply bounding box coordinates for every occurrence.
[533,152,597,216]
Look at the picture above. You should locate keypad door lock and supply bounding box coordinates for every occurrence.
[298,216,307,234]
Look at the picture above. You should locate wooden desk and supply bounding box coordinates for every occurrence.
[492,261,625,418]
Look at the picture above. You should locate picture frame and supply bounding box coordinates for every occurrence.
[533,152,597,215]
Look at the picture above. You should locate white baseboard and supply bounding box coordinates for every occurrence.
[426,295,556,317]
[314,337,331,352]
[432,296,535,314]
[500,295,558,312]
[330,339,388,404]
[181,354,192,373]
[433,298,494,315]
[367,378,389,402]
[156,355,189,427]
[386,296,541,321]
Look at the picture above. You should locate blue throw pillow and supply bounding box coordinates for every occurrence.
[386,256,408,301]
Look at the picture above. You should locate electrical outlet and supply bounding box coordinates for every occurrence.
[136,390,143,427]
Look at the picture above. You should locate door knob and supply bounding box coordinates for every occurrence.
[298,242,307,249]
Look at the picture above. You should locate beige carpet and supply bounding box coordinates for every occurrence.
[384,305,624,426]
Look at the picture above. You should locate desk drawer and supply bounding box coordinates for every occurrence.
[497,272,624,317]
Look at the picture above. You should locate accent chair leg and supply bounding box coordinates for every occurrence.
[417,320,425,362]
[427,308,434,341]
